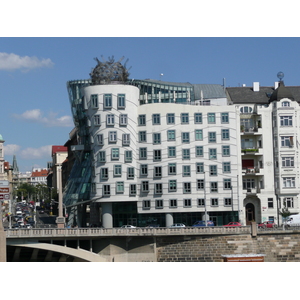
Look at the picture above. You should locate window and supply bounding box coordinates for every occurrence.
[130,184,137,195]
[139,131,147,143]
[91,94,98,108]
[280,116,292,126]
[284,197,294,208]
[114,165,122,177]
[221,129,230,140]
[184,199,192,208]
[116,182,124,194]
[195,129,203,141]
[167,113,175,124]
[141,181,149,193]
[223,178,231,189]
[96,134,104,145]
[122,134,130,145]
[181,113,189,124]
[209,165,217,176]
[153,133,161,144]
[182,149,190,160]
[208,113,215,123]
[104,94,112,108]
[211,198,218,206]
[268,198,274,208]
[111,148,119,160]
[167,130,176,141]
[152,114,160,125]
[106,114,115,126]
[154,166,162,178]
[98,151,106,162]
[210,182,218,192]
[222,145,230,156]
[281,136,294,147]
[119,114,128,126]
[139,147,147,160]
[240,106,252,113]
[194,113,202,124]
[108,131,117,143]
[196,146,203,157]
[223,162,231,173]
[168,163,177,175]
[94,114,101,126]
[197,198,205,207]
[143,200,151,209]
[182,132,190,143]
[221,113,229,123]
[154,149,162,161]
[155,199,164,209]
[103,185,110,196]
[197,179,204,190]
[282,101,290,107]
[282,157,294,167]
[168,146,176,158]
[208,132,216,143]
[127,167,135,179]
[155,183,163,194]
[169,180,177,192]
[183,182,191,193]
[183,165,191,177]
[196,162,204,173]
[100,168,109,180]
[117,94,125,109]
[283,177,295,188]
[209,148,217,159]
[138,114,146,126]
[243,179,255,190]
[224,198,232,206]
[125,150,132,162]
[140,164,148,176]
[170,199,177,208]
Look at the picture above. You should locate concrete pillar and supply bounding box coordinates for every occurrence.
[165,213,173,227]
[102,202,113,228]
[0,219,6,262]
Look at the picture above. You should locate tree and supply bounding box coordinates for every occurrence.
[279,206,291,229]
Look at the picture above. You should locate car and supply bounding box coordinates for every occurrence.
[39,210,44,214]
[121,225,136,228]
[223,222,242,227]
[170,223,186,228]
[192,220,214,227]
[258,221,276,228]
[146,224,160,228]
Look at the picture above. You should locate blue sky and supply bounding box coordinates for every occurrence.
[1,37,300,172]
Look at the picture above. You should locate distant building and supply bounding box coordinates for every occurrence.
[30,168,48,186]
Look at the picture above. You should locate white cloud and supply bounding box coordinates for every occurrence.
[4,144,52,160]
[4,144,20,155]
[13,109,73,127]
[0,52,54,71]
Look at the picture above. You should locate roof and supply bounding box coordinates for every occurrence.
[269,81,295,102]
[52,145,68,156]
[226,85,300,104]
[31,169,48,177]
[193,84,226,99]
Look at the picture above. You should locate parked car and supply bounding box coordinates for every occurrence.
[121,225,136,228]
[223,222,242,227]
[170,223,186,228]
[258,221,276,228]
[192,220,214,227]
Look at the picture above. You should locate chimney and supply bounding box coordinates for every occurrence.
[274,81,279,89]
[253,82,260,92]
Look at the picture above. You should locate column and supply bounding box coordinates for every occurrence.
[102,202,113,228]
[165,213,173,227]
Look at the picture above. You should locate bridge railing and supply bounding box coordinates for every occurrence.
[6,226,251,238]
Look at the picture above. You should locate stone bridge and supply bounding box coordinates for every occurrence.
[5,225,300,262]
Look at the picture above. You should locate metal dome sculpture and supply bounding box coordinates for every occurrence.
[90,56,131,85]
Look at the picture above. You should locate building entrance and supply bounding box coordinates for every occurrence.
[245,203,255,225]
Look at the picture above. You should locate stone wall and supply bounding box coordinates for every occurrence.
[156,232,300,262]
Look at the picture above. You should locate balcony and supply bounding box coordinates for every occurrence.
[244,188,261,195]
[242,167,261,175]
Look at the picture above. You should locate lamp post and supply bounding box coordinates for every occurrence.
[55,163,65,228]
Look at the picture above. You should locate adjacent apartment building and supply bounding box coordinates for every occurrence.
[63,59,300,228]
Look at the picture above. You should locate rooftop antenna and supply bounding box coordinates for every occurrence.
[160,73,163,81]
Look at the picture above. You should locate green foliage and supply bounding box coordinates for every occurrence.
[279,207,291,219]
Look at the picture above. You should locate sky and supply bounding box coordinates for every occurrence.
[1,37,300,172]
